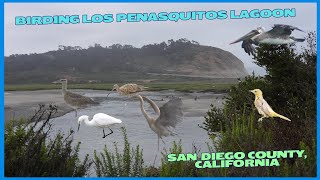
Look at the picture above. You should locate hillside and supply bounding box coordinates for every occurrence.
[5,39,248,84]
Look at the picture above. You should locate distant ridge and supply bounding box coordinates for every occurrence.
[5,38,248,84]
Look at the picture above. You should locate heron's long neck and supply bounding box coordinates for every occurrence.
[83,118,95,127]
[62,82,67,95]
[115,86,120,92]
[143,97,160,116]
[136,95,153,125]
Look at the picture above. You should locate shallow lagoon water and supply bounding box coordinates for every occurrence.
[45,90,225,175]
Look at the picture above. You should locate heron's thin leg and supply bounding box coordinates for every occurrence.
[102,128,106,138]
[157,136,160,151]
[122,103,127,111]
[74,109,78,117]
[153,153,158,167]
[160,137,166,145]
[104,128,114,137]
[106,92,111,99]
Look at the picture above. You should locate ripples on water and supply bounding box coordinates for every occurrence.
[48,91,224,175]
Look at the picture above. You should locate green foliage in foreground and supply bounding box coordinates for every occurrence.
[159,141,198,177]
[5,105,92,177]
[157,141,215,177]
[5,82,233,93]
[201,32,317,176]
[93,127,144,177]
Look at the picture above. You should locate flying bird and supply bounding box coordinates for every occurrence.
[53,79,98,117]
[250,89,291,122]
[134,95,184,150]
[230,24,305,55]
[77,113,122,138]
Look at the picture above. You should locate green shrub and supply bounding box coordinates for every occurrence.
[253,33,316,150]
[202,32,316,176]
[5,104,92,177]
[93,127,144,177]
[158,141,209,177]
[201,75,269,135]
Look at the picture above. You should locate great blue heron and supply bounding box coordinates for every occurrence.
[250,89,291,122]
[134,95,184,150]
[77,113,122,138]
[230,24,305,55]
[53,79,98,117]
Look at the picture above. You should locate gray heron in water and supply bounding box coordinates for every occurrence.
[230,24,305,55]
[53,79,98,117]
[134,95,184,151]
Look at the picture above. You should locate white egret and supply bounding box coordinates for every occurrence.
[77,113,122,138]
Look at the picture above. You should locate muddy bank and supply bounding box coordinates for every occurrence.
[5,90,69,122]
[4,89,227,122]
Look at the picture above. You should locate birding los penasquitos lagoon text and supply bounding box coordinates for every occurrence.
[15,8,296,25]
[167,150,307,168]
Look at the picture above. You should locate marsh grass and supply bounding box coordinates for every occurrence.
[5,83,233,92]
[93,127,144,177]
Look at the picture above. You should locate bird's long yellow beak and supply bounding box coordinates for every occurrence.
[249,90,255,93]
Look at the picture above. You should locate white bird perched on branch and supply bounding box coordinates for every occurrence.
[53,79,98,117]
[250,89,291,122]
[134,95,184,150]
[77,113,122,138]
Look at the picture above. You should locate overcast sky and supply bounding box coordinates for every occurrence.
[4,3,317,75]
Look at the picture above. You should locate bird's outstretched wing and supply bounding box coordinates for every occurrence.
[156,97,183,128]
[142,96,160,116]
[241,39,256,56]
[268,24,304,36]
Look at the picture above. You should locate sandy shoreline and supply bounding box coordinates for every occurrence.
[4,89,226,122]
[5,90,72,122]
